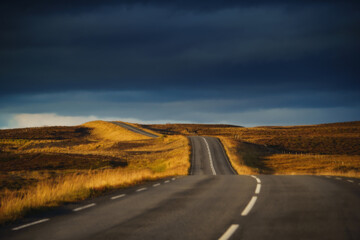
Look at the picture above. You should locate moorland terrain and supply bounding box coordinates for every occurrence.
[143,121,360,175]
[0,120,359,224]
[0,121,189,224]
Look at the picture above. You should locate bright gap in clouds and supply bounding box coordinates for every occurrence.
[6,113,99,128]
[3,113,178,129]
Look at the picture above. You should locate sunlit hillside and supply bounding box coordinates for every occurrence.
[0,121,190,224]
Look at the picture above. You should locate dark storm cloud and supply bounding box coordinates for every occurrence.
[0,0,359,127]
[1,0,359,94]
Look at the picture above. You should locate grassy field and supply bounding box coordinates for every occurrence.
[1,120,359,224]
[143,121,360,177]
[0,121,190,224]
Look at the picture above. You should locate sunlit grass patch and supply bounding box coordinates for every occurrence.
[218,137,257,175]
[0,121,190,224]
[263,154,360,177]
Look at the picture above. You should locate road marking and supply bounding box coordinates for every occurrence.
[12,218,50,231]
[172,177,176,181]
[164,180,170,183]
[111,194,126,200]
[241,196,258,216]
[336,177,342,180]
[73,203,96,212]
[325,176,331,178]
[251,175,261,183]
[218,224,239,240]
[347,180,354,183]
[202,137,216,175]
[153,183,161,187]
[255,184,261,194]
[136,187,147,192]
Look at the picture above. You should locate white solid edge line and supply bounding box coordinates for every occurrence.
[241,196,258,216]
[202,137,216,175]
[73,203,96,212]
[255,184,261,194]
[136,187,147,192]
[111,194,126,200]
[12,218,50,231]
[153,183,161,187]
[218,224,239,240]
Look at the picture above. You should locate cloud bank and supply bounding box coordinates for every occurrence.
[0,1,359,128]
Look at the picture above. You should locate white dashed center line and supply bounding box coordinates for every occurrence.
[218,224,239,240]
[111,194,126,200]
[202,137,216,175]
[136,187,147,192]
[255,184,261,194]
[164,180,170,183]
[347,180,354,183]
[241,196,258,216]
[153,183,161,187]
[73,203,96,212]
[12,219,50,231]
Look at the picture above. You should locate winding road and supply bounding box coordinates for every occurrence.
[1,129,360,239]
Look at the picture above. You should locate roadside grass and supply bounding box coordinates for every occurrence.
[218,136,360,177]
[218,137,257,175]
[0,121,189,224]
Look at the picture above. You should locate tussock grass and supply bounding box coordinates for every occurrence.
[0,121,190,224]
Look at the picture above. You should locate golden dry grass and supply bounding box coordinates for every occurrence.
[218,137,256,175]
[0,121,190,224]
[263,154,360,177]
[83,120,152,141]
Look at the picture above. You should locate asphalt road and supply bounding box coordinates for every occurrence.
[110,122,159,138]
[1,136,360,240]
[189,136,236,175]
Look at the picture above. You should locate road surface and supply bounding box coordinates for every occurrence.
[1,136,359,239]
[111,122,159,138]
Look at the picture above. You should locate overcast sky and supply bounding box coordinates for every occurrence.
[1,0,359,128]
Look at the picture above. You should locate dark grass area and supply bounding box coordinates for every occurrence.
[0,126,90,140]
[0,152,127,172]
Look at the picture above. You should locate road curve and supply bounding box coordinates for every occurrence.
[189,136,236,175]
[1,135,360,239]
[111,121,158,138]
